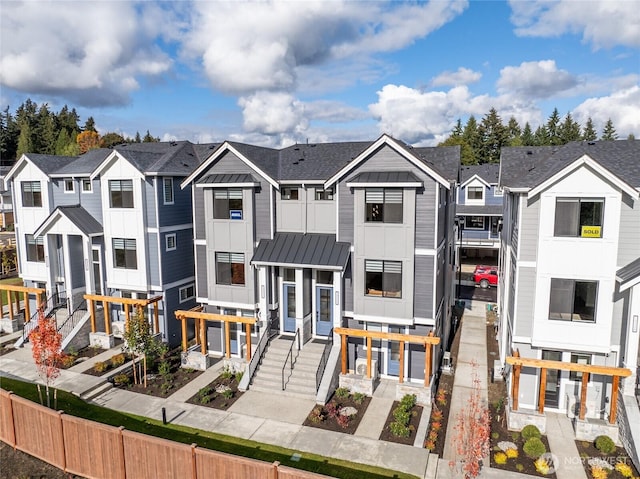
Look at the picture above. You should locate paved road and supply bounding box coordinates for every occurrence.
[459,284,497,303]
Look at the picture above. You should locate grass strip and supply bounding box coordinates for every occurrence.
[1,377,418,479]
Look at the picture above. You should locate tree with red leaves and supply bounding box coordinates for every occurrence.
[29,308,64,408]
[450,361,490,479]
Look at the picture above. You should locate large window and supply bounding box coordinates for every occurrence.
[315,187,334,200]
[465,216,485,229]
[25,235,44,262]
[554,198,603,238]
[216,252,245,285]
[365,260,402,298]
[281,187,299,200]
[466,186,483,201]
[365,188,403,223]
[163,177,174,204]
[109,180,134,208]
[113,238,137,269]
[213,189,243,219]
[569,353,591,381]
[21,181,42,207]
[549,279,597,322]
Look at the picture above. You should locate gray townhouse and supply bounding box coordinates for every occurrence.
[497,140,640,453]
[5,141,210,348]
[181,134,460,399]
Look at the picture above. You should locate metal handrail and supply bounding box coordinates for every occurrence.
[315,328,334,392]
[281,328,300,390]
[246,324,271,385]
[57,299,88,340]
[21,292,67,342]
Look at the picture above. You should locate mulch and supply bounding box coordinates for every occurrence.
[574,439,640,478]
[0,343,15,357]
[378,400,423,445]
[303,392,371,435]
[186,374,244,410]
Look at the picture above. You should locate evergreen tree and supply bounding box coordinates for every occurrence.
[477,108,508,163]
[545,108,562,145]
[601,118,618,140]
[16,122,34,158]
[506,117,522,146]
[462,116,481,164]
[521,122,535,146]
[582,117,598,141]
[628,133,636,140]
[135,131,142,143]
[559,113,581,144]
[451,119,463,138]
[100,132,125,148]
[84,116,97,132]
[142,130,159,142]
[35,104,58,154]
[533,125,549,146]
[54,129,74,155]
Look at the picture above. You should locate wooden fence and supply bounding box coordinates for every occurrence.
[0,390,331,479]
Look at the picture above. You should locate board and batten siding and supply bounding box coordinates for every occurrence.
[519,197,540,263]
[254,184,271,240]
[143,178,157,229]
[158,176,193,227]
[337,181,354,244]
[514,266,536,337]
[196,244,207,298]
[342,256,354,312]
[416,183,437,249]
[413,255,434,318]
[193,188,206,240]
[617,196,640,268]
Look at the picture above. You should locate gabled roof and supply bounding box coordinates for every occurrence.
[617,257,640,292]
[278,141,370,181]
[5,153,77,182]
[51,148,111,176]
[34,205,102,238]
[460,163,499,186]
[500,141,640,196]
[251,233,350,271]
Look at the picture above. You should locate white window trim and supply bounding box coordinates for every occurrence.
[163,177,174,205]
[165,233,177,251]
[466,185,484,202]
[81,178,93,193]
[464,215,485,230]
[179,283,195,303]
[64,178,75,194]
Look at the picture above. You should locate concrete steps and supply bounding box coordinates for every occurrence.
[250,337,329,398]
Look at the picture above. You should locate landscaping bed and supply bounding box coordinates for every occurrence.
[575,437,639,479]
[379,395,423,445]
[304,388,371,435]
[0,342,15,356]
[61,341,124,370]
[187,369,244,410]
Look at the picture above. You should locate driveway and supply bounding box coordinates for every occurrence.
[458,284,497,303]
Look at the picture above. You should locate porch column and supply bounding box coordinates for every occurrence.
[153,302,159,335]
[538,368,547,414]
[23,292,30,321]
[579,372,589,420]
[224,321,230,358]
[8,292,13,321]
[424,342,431,386]
[366,337,372,378]
[124,303,130,332]
[341,333,347,374]
[89,299,96,333]
[512,364,521,411]
[258,266,269,329]
[62,234,73,310]
[398,341,405,384]
[13,291,19,317]
[245,323,252,361]
[332,271,342,339]
[103,300,110,335]
[181,318,187,352]
[82,237,92,296]
[0,291,4,319]
[609,376,619,424]
[200,318,206,356]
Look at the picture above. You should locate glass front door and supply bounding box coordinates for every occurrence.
[283,284,296,333]
[92,249,102,295]
[387,326,402,377]
[315,286,333,336]
[542,350,562,408]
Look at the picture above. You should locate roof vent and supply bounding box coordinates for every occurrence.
[527,150,533,155]
[587,141,596,145]
[170,141,177,146]
[208,145,216,149]
[293,161,299,165]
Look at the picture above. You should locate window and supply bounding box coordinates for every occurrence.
[283,268,295,282]
[82,179,92,192]
[281,187,299,200]
[213,189,243,219]
[163,177,174,205]
[465,216,485,229]
[365,188,403,223]
[64,178,74,192]
[316,270,333,284]
[179,284,195,303]
[554,198,604,238]
[113,238,137,269]
[467,186,483,201]
[549,279,597,322]
[109,180,134,208]
[569,353,591,381]
[315,187,334,200]
[216,252,245,285]
[365,260,402,298]
[165,233,176,251]
[21,181,42,207]
[25,234,44,262]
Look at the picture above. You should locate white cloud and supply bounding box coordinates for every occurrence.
[497,60,578,99]
[431,67,482,87]
[0,1,173,106]
[508,0,640,49]
[239,91,308,136]
[572,86,640,137]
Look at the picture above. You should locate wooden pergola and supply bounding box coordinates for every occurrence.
[175,309,257,361]
[506,353,631,424]
[334,327,441,386]
[83,294,163,336]
[0,284,45,323]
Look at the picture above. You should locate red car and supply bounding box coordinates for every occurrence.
[474,265,498,288]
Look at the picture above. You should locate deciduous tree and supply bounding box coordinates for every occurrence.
[76,130,101,154]
[29,308,64,408]
[122,306,156,387]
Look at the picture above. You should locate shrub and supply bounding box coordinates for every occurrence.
[493,452,507,465]
[161,382,173,394]
[111,353,126,367]
[431,406,443,421]
[158,360,171,379]
[534,457,551,475]
[220,367,233,380]
[523,437,546,459]
[222,388,233,400]
[336,414,350,429]
[505,448,518,459]
[515,464,524,472]
[590,465,608,479]
[511,432,520,441]
[308,406,325,424]
[235,371,243,383]
[594,435,616,455]
[389,421,411,438]
[113,374,129,386]
[199,394,211,404]
[325,401,339,419]
[491,432,499,440]
[335,387,350,399]
[430,420,442,431]
[94,361,108,373]
[424,439,436,450]
[353,392,366,405]
[615,462,633,478]
[400,394,417,410]
[61,354,76,368]
[435,388,447,406]
[521,424,542,440]
[393,407,411,425]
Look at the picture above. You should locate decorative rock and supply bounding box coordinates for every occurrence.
[215,384,231,394]
[340,406,358,417]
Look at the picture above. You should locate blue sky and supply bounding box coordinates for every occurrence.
[1,0,638,147]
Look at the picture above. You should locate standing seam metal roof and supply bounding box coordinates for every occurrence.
[251,233,350,270]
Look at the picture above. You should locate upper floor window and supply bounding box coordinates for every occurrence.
[165,233,176,251]
[25,234,44,262]
[82,179,92,193]
[109,180,134,208]
[214,189,243,219]
[64,178,74,193]
[281,187,299,200]
[179,284,195,303]
[283,268,296,282]
[365,260,402,298]
[549,278,597,322]
[113,238,137,269]
[216,252,245,285]
[21,181,42,207]
[365,188,402,223]
[467,186,483,201]
[554,198,603,238]
[315,187,334,201]
[163,177,174,205]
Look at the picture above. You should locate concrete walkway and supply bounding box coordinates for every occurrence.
[546,413,588,479]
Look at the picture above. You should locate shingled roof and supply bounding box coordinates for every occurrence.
[460,163,500,184]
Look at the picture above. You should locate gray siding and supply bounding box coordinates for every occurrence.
[487,186,503,206]
[163,285,195,347]
[254,185,271,240]
[435,249,444,317]
[276,187,305,232]
[514,266,536,337]
[80,178,103,224]
[196,244,207,298]
[69,235,84,288]
[437,185,446,246]
[306,187,336,234]
[194,188,205,240]
[415,182,436,249]
[158,176,193,227]
[617,195,640,267]
[414,255,434,318]
[338,182,354,243]
[343,256,353,312]
[519,196,540,262]
[146,232,160,286]
[509,195,520,256]
[144,178,157,229]
[161,228,194,285]
[51,178,82,207]
[407,324,430,380]
[508,252,516,328]
[611,289,627,347]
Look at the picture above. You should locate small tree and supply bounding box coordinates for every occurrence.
[122,306,154,387]
[29,308,64,408]
[450,361,490,478]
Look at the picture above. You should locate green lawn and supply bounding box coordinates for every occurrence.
[0,277,23,307]
[0,377,417,479]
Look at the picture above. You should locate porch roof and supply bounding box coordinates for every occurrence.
[34,205,103,238]
[456,204,503,216]
[251,233,350,271]
[617,256,640,292]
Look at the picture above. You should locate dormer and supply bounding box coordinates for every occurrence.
[460,174,490,206]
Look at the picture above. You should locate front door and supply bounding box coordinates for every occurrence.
[283,284,296,333]
[387,326,402,377]
[92,248,102,295]
[542,350,562,408]
[315,286,332,336]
